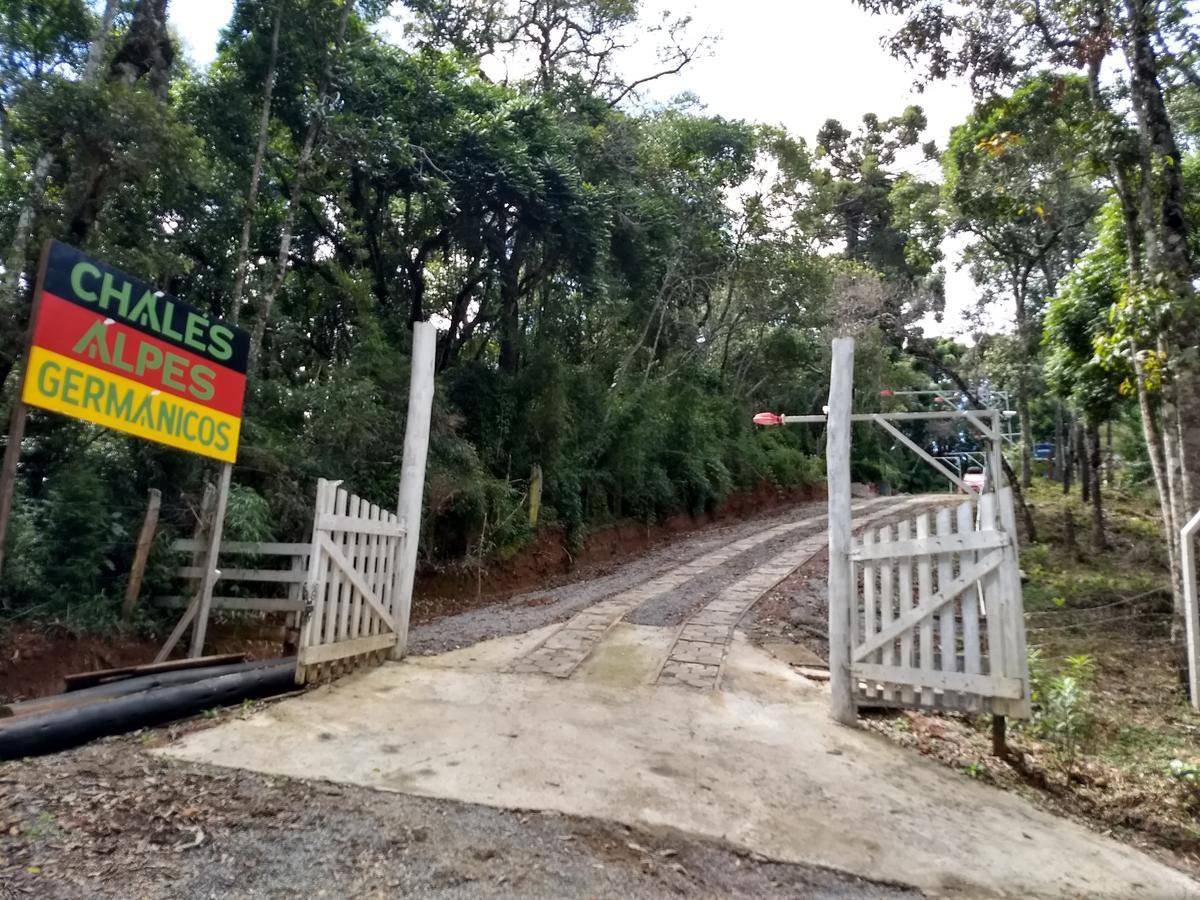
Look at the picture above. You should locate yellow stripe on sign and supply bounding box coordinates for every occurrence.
[22,346,241,463]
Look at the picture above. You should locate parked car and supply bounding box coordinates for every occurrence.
[963,466,986,493]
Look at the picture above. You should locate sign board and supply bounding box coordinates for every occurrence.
[21,241,249,462]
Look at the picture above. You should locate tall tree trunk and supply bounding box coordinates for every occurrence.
[1105,421,1114,486]
[1077,422,1091,505]
[1012,278,1034,488]
[1053,403,1065,484]
[1125,0,1199,665]
[250,0,353,373]
[63,0,175,245]
[83,0,121,83]
[229,0,284,326]
[1060,408,1073,495]
[1089,422,1107,550]
[498,228,529,375]
[1018,393,1034,489]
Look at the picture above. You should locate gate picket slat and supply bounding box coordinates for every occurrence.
[878,524,894,703]
[368,504,383,638]
[935,507,957,708]
[979,492,1005,685]
[916,511,934,707]
[359,504,377,641]
[957,499,981,714]
[325,487,349,671]
[997,488,1029,716]
[896,519,914,704]
[342,494,360,648]
[861,529,877,701]
[305,481,335,682]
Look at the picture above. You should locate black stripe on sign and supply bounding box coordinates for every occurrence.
[41,240,250,375]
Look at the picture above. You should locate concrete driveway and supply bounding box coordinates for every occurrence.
[160,497,1199,900]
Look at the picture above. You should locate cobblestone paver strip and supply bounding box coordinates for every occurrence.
[507,498,896,677]
[656,497,944,690]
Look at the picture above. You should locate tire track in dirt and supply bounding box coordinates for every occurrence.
[410,500,835,655]
[507,499,895,677]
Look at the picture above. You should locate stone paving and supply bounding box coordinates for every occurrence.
[507,497,895,678]
[656,496,942,690]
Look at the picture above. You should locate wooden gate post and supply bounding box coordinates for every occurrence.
[827,337,857,726]
[391,321,436,660]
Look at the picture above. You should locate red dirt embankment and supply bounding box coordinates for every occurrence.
[412,481,826,617]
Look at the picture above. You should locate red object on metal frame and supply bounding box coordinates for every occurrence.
[752,412,784,426]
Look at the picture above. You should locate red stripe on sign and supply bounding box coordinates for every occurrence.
[31,291,247,418]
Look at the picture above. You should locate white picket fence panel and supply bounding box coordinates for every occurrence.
[848,488,1030,717]
[295,478,406,683]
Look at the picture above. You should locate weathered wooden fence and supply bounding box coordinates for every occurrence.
[151,322,437,677]
[151,479,406,683]
[849,489,1029,717]
[152,539,308,661]
[294,479,405,683]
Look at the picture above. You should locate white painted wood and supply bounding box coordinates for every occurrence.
[1184,508,1200,711]
[299,479,333,677]
[851,663,1023,699]
[861,529,877,701]
[988,411,1004,490]
[896,519,914,704]
[175,567,307,583]
[189,462,233,659]
[879,524,894,703]
[854,550,1003,660]
[850,530,1008,561]
[957,500,981,713]
[915,512,934,707]
[355,503,376,640]
[170,539,311,555]
[318,533,396,630]
[996,488,1031,717]
[154,595,304,612]
[826,337,856,725]
[392,320,436,660]
[316,514,404,536]
[935,507,957,707]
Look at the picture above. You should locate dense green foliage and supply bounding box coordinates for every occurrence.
[0,0,948,619]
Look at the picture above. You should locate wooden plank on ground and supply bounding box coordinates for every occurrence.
[297,632,396,666]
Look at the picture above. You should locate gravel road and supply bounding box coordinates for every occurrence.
[409,500,831,654]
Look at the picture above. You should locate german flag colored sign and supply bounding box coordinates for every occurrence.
[21,241,249,463]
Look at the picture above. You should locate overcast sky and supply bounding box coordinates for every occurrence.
[168,0,985,336]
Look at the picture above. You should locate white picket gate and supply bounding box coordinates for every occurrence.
[295,478,407,683]
[848,488,1029,717]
